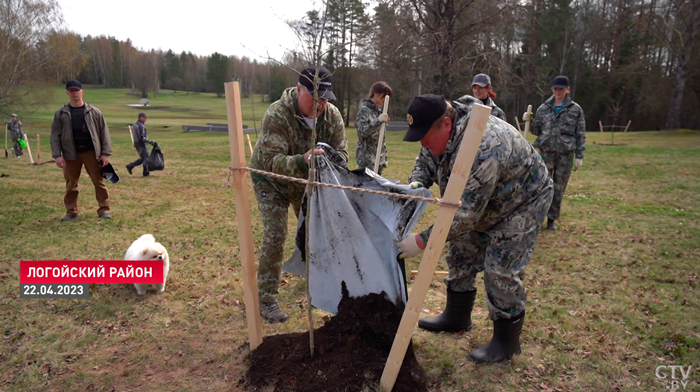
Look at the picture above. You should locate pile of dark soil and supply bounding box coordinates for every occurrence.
[243,286,429,392]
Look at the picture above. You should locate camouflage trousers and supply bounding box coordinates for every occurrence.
[355,151,386,175]
[11,132,23,157]
[538,150,574,221]
[444,181,552,320]
[254,185,301,304]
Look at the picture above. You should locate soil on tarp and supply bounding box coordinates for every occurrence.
[242,286,430,392]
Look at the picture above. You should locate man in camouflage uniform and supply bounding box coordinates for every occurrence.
[398,94,552,364]
[355,81,392,174]
[6,114,24,158]
[250,66,348,323]
[529,75,586,230]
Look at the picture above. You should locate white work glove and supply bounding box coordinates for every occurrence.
[304,148,325,166]
[378,113,390,123]
[409,181,423,189]
[398,233,425,259]
[575,158,583,170]
[522,112,532,122]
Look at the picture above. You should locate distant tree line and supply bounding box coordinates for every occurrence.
[1,0,699,130]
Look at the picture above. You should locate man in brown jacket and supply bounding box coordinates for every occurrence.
[50,80,113,221]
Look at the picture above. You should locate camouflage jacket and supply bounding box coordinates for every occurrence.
[354,98,387,169]
[477,96,507,122]
[6,120,23,138]
[408,95,551,241]
[251,87,348,200]
[531,95,586,159]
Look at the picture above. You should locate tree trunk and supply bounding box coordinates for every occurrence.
[665,0,700,129]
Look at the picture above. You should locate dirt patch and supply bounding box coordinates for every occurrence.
[243,284,429,392]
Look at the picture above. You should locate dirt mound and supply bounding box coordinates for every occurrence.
[243,285,429,392]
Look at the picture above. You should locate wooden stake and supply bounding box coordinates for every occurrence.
[128,125,135,145]
[373,96,390,173]
[599,121,604,133]
[379,103,492,392]
[523,105,532,139]
[410,270,449,275]
[624,120,631,133]
[23,134,34,164]
[36,135,40,165]
[225,81,263,350]
[246,134,254,156]
[514,117,522,133]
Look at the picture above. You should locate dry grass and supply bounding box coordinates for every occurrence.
[1,127,699,392]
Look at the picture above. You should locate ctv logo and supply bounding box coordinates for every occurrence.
[655,365,693,390]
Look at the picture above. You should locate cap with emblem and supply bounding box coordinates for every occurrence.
[403,94,447,142]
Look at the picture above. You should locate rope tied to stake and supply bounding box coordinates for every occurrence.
[224,166,462,209]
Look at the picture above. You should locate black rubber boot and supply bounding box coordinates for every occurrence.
[468,311,524,364]
[546,218,557,230]
[418,289,476,332]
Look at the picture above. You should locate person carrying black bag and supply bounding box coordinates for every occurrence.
[126,112,157,177]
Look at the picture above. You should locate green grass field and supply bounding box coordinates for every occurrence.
[1,94,699,392]
[20,85,271,131]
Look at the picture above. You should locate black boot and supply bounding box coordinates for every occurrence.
[418,289,476,332]
[546,218,557,230]
[468,311,524,364]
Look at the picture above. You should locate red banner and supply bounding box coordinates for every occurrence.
[20,261,164,284]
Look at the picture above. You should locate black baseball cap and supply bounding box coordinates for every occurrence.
[552,75,569,88]
[138,112,148,118]
[101,163,120,184]
[66,80,83,90]
[299,67,336,101]
[403,95,447,142]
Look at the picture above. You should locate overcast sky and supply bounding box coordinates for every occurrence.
[58,0,317,60]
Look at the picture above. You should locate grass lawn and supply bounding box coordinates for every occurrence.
[19,85,271,132]
[1,111,699,391]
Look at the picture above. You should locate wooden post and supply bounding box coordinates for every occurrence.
[523,105,532,139]
[373,96,390,173]
[514,117,522,133]
[36,135,40,165]
[23,134,34,164]
[624,120,631,133]
[410,270,449,275]
[246,134,254,156]
[379,103,492,392]
[128,125,135,145]
[599,121,604,133]
[225,81,263,350]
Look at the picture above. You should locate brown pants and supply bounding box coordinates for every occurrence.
[63,150,110,216]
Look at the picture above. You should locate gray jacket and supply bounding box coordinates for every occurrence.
[50,103,112,160]
[132,120,148,146]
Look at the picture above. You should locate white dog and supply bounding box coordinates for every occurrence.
[124,234,170,295]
